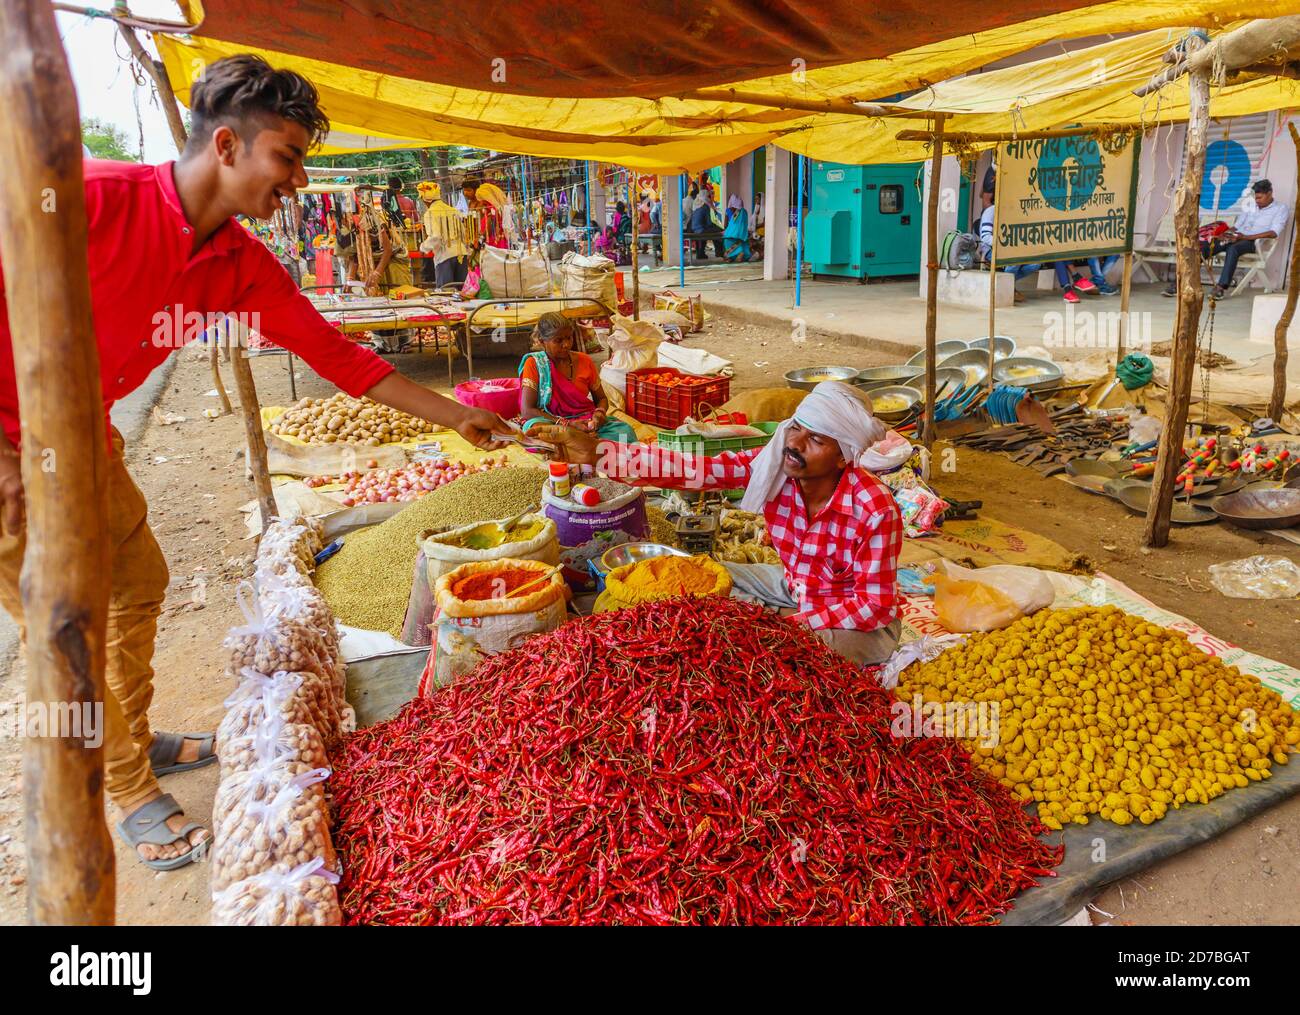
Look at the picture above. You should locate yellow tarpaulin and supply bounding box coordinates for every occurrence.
[157,1,1295,171]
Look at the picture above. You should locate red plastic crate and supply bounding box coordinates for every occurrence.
[626,367,731,429]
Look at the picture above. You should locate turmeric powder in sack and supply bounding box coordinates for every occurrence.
[594,555,731,612]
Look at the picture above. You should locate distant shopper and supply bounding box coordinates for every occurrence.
[388,175,417,224]
[1164,179,1289,298]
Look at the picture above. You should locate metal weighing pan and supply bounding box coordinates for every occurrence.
[993,356,1065,392]
[785,365,860,391]
[1060,474,1113,496]
[936,349,992,389]
[905,341,968,369]
[1066,458,1122,480]
[856,364,918,392]
[1102,479,1218,524]
[867,385,923,422]
[1210,488,1300,530]
[965,335,1017,360]
[903,366,966,400]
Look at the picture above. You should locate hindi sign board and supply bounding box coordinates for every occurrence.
[993,135,1140,266]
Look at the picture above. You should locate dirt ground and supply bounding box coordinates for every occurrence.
[0,308,1295,925]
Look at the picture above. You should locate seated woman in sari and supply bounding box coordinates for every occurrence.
[722,206,751,262]
[519,313,637,443]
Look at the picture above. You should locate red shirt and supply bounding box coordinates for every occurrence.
[602,443,902,631]
[0,160,394,451]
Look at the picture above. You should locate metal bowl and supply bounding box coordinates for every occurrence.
[599,542,690,573]
[1103,479,1218,524]
[1210,488,1300,530]
[855,365,918,391]
[905,341,968,368]
[965,335,1017,360]
[904,366,966,400]
[992,356,1065,392]
[936,349,993,389]
[785,365,860,391]
[867,384,922,422]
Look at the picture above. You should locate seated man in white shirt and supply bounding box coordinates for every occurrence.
[1164,179,1289,298]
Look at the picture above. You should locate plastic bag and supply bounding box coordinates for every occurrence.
[218,669,328,748]
[1207,555,1300,599]
[599,314,662,411]
[932,561,1055,632]
[218,710,328,779]
[1128,414,1162,445]
[211,857,341,926]
[877,633,968,689]
[257,571,341,662]
[257,516,323,575]
[226,583,339,687]
[211,762,333,892]
[224,666,341,742]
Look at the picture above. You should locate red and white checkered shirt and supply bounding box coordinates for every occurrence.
[602,443,901,632]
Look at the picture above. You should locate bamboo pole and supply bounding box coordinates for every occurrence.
[629,169,640,319]
[1116,250,1133,367]
[228,325,278,532]
[1144,36,1211,549]
[922,114,946,447]
[678,87,937,120]
[987,154,1000,396]
[1269,122,1300,422]
[897,125,1133,143]
[0,0,115,925]
[209,340,232,414]
[114,21,188,154]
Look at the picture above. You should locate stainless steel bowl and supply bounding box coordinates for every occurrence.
[785,365,861,391]
[904,366,966,400]
[867,385,922,422]
[905,340,968,368]
[856,365,918,391]
[599,542,690,573]
[936,349,993,389]
[992,355,1065,391]
[1211,488,1300,530]
[965,335,1017,360]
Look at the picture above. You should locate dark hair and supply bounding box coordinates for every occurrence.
[1253,179,1273,193]
[387,175,404,191]
[533,312,573,344]
[462,177,481,190]
[689,183,699,196]
[185,54,330,154]
[616,201,627,214]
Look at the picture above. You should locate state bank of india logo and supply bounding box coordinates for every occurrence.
[1033,138,1106,211]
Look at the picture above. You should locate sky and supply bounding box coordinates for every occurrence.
[58,1,182,163]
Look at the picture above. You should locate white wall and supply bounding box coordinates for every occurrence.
[763,145,791,281]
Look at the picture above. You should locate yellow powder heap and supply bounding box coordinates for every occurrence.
[596,555,732,612]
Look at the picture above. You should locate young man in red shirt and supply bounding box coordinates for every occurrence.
[0,55,506,871]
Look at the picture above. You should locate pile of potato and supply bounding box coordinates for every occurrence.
[269,394,437,445]
[897,605,1298,830]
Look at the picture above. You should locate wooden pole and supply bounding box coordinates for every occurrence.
[0,0,115,925]
[1269,122,1300,422]
[209,339,232,414]
[922,114,946,447]
[677,87,938,119]
[1144,35,1211,549]
[987,153,1000,395]
[228,325,278,532]
[897,125,1133,143]
[629,169,640,319]
[1116,250,1133,367]
[115,22,188,154]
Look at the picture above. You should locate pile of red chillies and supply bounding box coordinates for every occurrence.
[329,597,1061,925]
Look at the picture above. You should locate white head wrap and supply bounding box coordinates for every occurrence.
[738,380,887,513]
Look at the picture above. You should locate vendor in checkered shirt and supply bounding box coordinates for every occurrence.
[539,381,903,667]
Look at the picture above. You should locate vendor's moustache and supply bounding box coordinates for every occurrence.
[782,447,806,467]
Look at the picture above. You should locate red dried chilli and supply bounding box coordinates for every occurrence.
[329,597,1061,925]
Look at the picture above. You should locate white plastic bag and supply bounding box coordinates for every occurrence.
[224,666,341,742]
[218,710,329,779]
[479,245,552,297]
[1207,555,1300,599]
[211,762,333,892]
[559,251,617,307]
[932,560,1055,632]
[599,314,661,410]
[211,857,341,926]
[226,583,339,689]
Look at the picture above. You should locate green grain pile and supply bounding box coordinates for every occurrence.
[316,466,546,635]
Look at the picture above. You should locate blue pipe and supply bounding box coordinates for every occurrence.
[678,173,685,287]
[794,155,805,307]
[584,160,591,246]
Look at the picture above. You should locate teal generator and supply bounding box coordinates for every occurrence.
[806,162,936,281]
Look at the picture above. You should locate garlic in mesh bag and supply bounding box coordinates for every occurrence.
[211,762,334,892]
[212,857,341,926]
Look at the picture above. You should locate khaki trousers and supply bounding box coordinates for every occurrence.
[0,430,168,811]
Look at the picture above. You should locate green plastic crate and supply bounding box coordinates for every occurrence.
[655,421,778,455]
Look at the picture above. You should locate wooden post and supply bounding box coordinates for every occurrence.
[1116,250,1133,367]
[0,0,115,925]
[209,340,232,415]
[987,153,1000,395]
[922,114,946,447]
[1144,35,1210,548]
[1269,122,1300,422]
[114,22,188,154]
[228,325,278,532]
[629,169,640,319]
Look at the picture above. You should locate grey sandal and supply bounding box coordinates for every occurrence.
[117,793,209,871]
[149,731,217,776]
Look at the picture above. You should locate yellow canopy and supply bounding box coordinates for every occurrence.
[158,1,1298,171]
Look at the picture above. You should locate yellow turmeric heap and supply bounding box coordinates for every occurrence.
[622,555,723,595]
